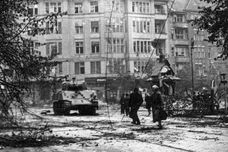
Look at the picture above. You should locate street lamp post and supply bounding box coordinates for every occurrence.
[190,38,195,95]
[220,73,227,114]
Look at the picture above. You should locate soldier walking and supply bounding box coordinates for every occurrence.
[151,85,164,128]
[129,88,143,125]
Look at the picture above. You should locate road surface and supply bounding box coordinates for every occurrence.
[1,105,228,152]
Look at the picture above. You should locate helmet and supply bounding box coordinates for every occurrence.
[152,85,159,89]
[202,87,208,90]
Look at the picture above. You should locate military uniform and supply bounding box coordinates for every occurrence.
[129,88,143,125]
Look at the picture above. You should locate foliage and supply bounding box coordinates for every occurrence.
[193,0,228,59]
[0,0,63,118]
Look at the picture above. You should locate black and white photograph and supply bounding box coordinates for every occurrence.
[0,0,228,151]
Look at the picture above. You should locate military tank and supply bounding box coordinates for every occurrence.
[52,82,98,115]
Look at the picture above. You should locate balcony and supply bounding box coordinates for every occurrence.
[155,14,167,20]
[175,56,190,63]
[173,22,189,28]
[173,39,189,45]
[155,33,167,39]
[44,34,62,40]
[104,32,125,38]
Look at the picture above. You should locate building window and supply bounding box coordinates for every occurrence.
[91,61,101,74]
[90,1,98,13]
[113,39,116,52]
[141,41,144,53]
[27,23,38,36]
[46,2,61,13]
[132,2,135,12]
[194,46,205,58]
[133,41,152,54]
[28,5,38,16]
[46,42,62,57]
[29,41,41,56]
[28,41,34,54]
[91,41,99,53]
[58,62,63,74]
[146,3,149,13]
[176,46,188,56]
[121,39,125,53]
[45,3,49,14]
[105,19,124,33]
[91,21,99,33]
[155,5,165,14]
[75,3,82,13]
[155,20,165,34]
[132,1,150,13]
[113,0,121,11]
[137,41,140,53]
[114,58,125,73]
[34,42,41,56]
[194,30,205,41]
[112,22,124,33]
[75,62,85,74]
[75,22,83,34]
[75,25,83,34]
[134,61,147,73]
[144,41,147,53]
[111,38,125,53]
[175,28,188,39]
[146,21,150,33]
[174,14,185,23]
[133,20,150,33]
[133,21,136,32]
[107,60,113,73]
[117,39,121,52]
[133,41,137,53]
[75,42,83,54]
[45,21,62,34]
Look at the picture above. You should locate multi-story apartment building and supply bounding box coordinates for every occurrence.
[169,0,190,72]
[29,0,169,93]
[169,0,222,89]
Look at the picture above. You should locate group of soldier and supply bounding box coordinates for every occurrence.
[120,85,166,128]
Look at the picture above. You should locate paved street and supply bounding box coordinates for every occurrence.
[1,105,228,152]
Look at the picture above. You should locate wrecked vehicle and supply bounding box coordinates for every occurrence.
[52,82,98,115]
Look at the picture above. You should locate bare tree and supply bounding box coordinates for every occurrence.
[0,0,63,120]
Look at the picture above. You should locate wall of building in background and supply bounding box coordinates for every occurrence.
[25,0,227,102]
[168,0,224,91]
[25,0,169,102]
